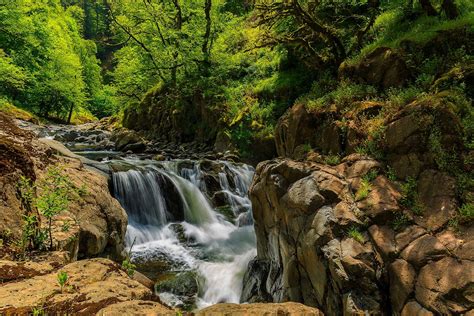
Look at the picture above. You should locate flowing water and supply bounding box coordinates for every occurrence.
[110,158,256,309]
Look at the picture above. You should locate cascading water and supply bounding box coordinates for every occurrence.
[111,158,256,310]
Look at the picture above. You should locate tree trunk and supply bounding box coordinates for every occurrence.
[67,103,74,124]
[202,0,212,74]
[419,0,438,16]
[442,0,459,19]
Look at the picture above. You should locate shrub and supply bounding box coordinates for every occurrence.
[17,167,84,251]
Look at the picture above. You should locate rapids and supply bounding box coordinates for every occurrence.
[110,158,256,309]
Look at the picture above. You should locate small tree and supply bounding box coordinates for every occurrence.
[18,166,83,251]
[36,167,78,249]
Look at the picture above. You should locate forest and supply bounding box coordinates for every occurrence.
[0,1,473,314]
[1,0,472,152]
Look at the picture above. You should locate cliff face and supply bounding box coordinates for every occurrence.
[242,95,473,314]
[243,157,473,315]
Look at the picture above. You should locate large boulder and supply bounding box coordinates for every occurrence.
[274,104,342,158]
[0,112,127,260]
[0,258,165,315]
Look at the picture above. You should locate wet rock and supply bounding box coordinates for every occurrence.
[155,271,198,310]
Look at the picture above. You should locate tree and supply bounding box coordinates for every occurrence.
[252,0,380,67]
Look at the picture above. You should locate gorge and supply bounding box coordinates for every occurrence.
[1,0,473,315]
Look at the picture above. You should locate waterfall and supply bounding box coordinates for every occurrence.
[111,158,256,310]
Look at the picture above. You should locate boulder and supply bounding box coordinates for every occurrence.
[245,158,383,314]
[0,258,160,315]
[416,169,457,230]
[415,257,474,314]
[339,47,410,89]
[0,112,127,261]
[197,302,323,316]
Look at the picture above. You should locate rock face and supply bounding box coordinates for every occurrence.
[0,258,168,315]
[242,157,473,315]
[0,112,127,260]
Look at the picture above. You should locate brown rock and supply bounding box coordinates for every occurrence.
[395,225,427,253]
[389,259,416,313]
[0,253,68,282]
[357,176,401,221]
[368,225,396,259]
[400,235,447,267]
[0,258,157,315]
[415,257,474,314]
[197,302,323,316]
[401,301,434,316]
[339,47,410,89]
[416,170,457,230]
[97,300,174,316]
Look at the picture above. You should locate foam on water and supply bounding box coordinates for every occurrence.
[111,159,256,309]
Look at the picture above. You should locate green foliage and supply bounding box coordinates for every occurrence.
[31,307,45,316]
[392,212,410,231]
[324,155,341,166]
[400,177,423,215]
[347,226,365,244]
[459,203,474,220]
[428,128,459,173]
[364,169,379,183]
[355,179,372,201]
[17,166,84,251]
[57,271,68,292]
[303,81,377,111]
[121,259,136,277]
[386,166,397,182]
[0,0,114,120]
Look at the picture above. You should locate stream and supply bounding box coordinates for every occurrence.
[110,158,256,309]
[22,121,257,310]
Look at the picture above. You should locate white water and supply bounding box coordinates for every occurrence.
[111,159,256,309]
